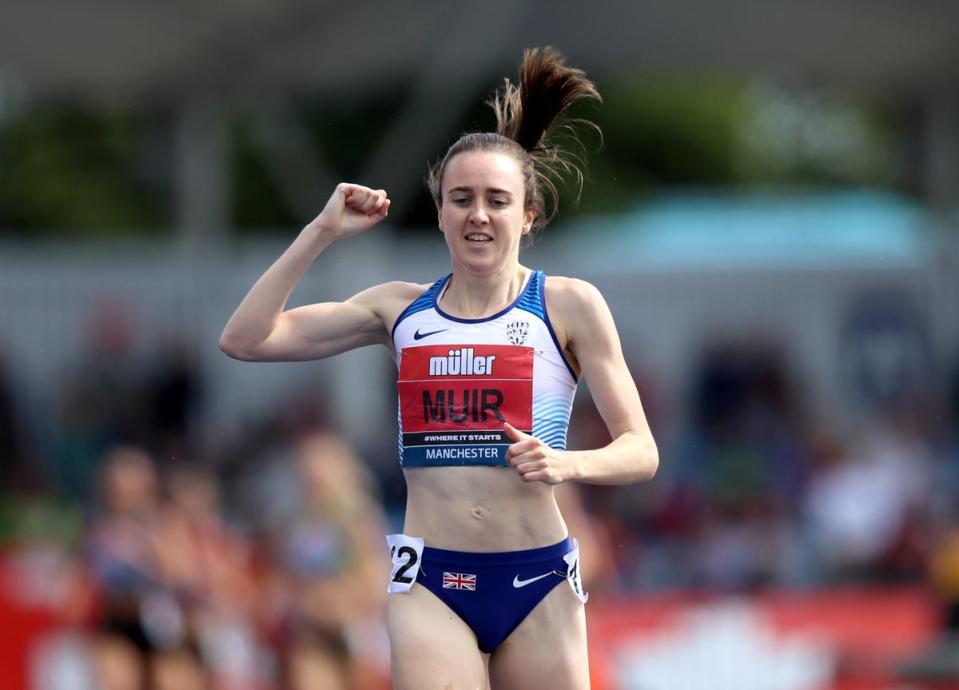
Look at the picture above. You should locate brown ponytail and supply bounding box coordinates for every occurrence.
[427,47,601,233]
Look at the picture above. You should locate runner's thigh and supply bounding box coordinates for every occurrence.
[388,583,489,690]
[488,582,589,690]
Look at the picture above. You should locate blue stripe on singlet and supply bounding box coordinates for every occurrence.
[516,271,578,383]
[391,274,449,340]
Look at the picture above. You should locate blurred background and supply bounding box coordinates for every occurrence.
[2,1,959,689]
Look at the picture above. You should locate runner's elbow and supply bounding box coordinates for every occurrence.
[219,334,257,361]
[639,443,659,482]
[630,433,659,482]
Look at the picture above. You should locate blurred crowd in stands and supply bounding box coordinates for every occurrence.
[1,319,958,689]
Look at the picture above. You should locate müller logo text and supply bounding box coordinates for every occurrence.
[428,348,496,376]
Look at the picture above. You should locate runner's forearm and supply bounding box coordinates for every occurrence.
[219,225,336,355]
[568,431,658,485]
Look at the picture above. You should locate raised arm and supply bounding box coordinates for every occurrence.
[219,184,403,362]
[505,277,658,485]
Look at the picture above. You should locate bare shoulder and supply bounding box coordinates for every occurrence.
[544,275,617,359]
[544,275,607,317]
[352,280,433,329]
[352,280,429,305]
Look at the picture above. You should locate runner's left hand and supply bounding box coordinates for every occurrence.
[504,423,574,485]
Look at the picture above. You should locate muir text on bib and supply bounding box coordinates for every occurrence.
[398,344,534,467]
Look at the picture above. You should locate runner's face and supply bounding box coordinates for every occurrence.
[438,151,534,276]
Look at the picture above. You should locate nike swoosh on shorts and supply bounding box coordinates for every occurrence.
[512,572,554,588]
[413,328,448,340]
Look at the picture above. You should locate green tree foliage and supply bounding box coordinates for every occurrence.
[0,104,168,235]
[230,115,299,231]
[0,79,898,236]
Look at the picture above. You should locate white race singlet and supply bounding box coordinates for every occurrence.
[391,270,577,468]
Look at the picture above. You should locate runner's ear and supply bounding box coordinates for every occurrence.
[522,208,535,235]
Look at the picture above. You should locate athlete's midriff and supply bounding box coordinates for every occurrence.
[402,466,568,551]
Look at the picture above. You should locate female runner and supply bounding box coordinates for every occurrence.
[220,47,658,690]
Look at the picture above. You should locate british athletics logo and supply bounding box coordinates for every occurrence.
[442,572,477,590]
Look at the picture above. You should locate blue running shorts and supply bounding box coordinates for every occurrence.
[386,534,587,653]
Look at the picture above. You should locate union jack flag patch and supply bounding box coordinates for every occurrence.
[442,572,477,590]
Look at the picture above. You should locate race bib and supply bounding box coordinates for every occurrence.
[397,344,533,467]
[563,539,588,604]
[386,534,424,593]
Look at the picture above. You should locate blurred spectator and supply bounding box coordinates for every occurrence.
[804,409,933,583]
[897,527,959,681]
[937,370,959,633]
[930,530,959,635]
[85,445,196,690]
[897,368,959,682]
[154,463,259,690]
[53,300,146,502]
[0,347,30,492]
[623,343,813,590]
[259,431,390,690]
[688,344,808,512]
[143,344,203,462]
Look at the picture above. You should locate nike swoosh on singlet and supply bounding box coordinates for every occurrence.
[512,572,554,588]
[413,328,448,340]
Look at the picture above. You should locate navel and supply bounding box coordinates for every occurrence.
[471,504,487,520]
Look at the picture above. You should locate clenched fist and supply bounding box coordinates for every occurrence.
[306,183,390,240]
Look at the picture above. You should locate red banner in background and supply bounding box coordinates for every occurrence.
[0,553,59,690]
[586,588,947,690]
